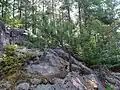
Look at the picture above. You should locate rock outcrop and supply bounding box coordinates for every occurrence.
[9,29,28,44]
[0,21,28,51]
[0,47,120,90]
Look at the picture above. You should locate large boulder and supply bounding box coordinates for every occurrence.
[26,48,69,79]
[0,27,28,51]
[24,48,105,90]
[9,29,28,44]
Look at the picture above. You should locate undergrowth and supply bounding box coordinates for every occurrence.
[0,44,31,77]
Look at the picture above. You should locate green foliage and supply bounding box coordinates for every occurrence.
[9,17,23,28]
[0,44,19,75]
[106,84,115,90]
[0,44,29,76]
[4,44,18,56]
[27,14,120,67]
[0,0,120,67]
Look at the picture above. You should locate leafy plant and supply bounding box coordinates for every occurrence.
[0,44,27,76]
[106,84,115,90]
[4,44,18,56]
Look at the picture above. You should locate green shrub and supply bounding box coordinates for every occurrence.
[0,44,24,75]
[4,44,18,56]
[106,84,115,90]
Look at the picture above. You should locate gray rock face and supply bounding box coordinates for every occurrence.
[0,81,11,90]
[31,78,41,85]
[1,47,119,90]
[24,48,104,90]
[0,21,10,51]
[9,29,28,44]
[35,84,59,90]
[0,31,5,51]
[16,82,30,90]
[0,26,28,51]
[33,72,98,90]
[26,49,69,78]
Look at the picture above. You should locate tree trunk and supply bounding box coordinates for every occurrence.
[24,6,27,30]
[18,0,22,19]
[32,0,36,34]
[13,0,15,18]
[67,0,70,21]
[78,0,82,30]
[1,0,4,18]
